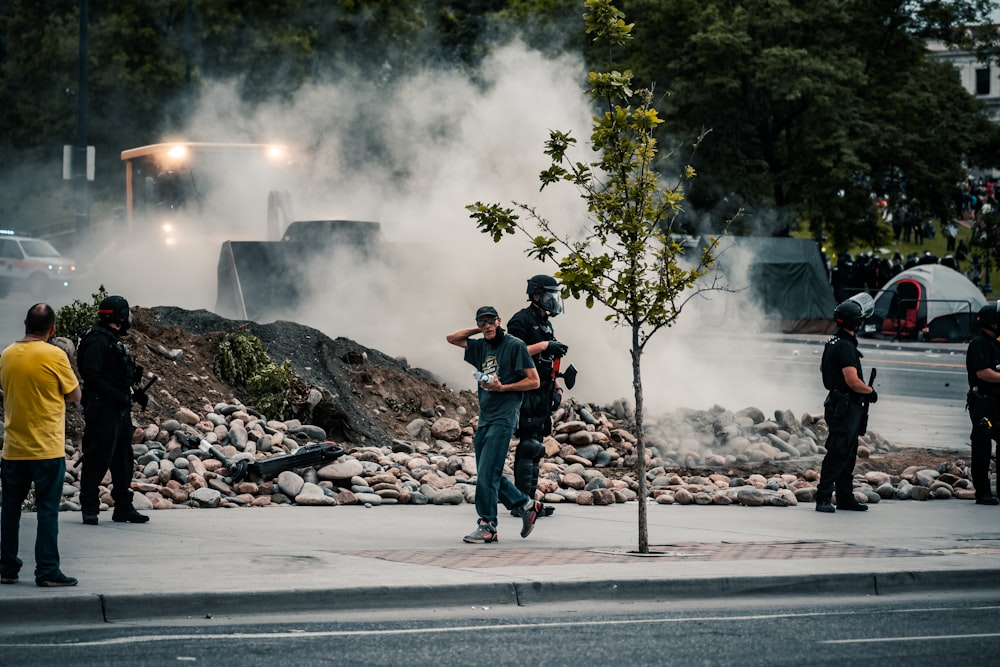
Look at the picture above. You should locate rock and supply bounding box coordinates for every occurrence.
[176,408,201,425]
[277,471,305,498]
[295,483,338,506]
[431,488,465,505]
[317,457,365,481]
[190,487,222,508]
[736,488,767,507]
[430,418,462,441]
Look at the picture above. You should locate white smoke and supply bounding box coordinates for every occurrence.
[84,39,820,418]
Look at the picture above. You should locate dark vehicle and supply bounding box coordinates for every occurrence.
[216,219,385,321]
[0,232,77,298]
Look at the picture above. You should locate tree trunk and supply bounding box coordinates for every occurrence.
[632,331,648,554]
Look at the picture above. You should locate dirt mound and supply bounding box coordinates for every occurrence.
[133,306,479,448]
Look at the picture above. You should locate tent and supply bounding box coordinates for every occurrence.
[704,236,837,334]
[860,264,986,342]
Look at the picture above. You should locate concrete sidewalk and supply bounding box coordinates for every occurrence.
[2,499,1000,625]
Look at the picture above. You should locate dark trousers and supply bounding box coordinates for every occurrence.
[80,402,135,512]
[969,416,998,498]
[819,402,865,502]
[514,387,553,499]
[473,422,529,525]
[1,457,66,579]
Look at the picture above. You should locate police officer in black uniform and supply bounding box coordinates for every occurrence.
[77,296,151,525]
[965,302,1000,505]
[506,275,569,517]
[817,294,878,513]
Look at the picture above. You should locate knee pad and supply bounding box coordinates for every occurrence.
[515,438,545,461]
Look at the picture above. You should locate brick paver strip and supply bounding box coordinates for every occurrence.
[334,541,930,568]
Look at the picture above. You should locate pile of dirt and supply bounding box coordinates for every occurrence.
[59,305,967,479]
[125,306,479,448]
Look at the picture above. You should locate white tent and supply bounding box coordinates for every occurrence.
[861,264,987,342]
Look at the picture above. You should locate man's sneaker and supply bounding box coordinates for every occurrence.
[82,510,99,525]
[112,508,149,523]
[976,494,1000,506]
[463,520,498,544]
[520,500,541,538]
[0,575,18,585]
[35,572,78,587]
[540,505,555,518]
[815,500,836,513]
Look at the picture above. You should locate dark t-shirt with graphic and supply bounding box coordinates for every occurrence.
[464,332,535,429]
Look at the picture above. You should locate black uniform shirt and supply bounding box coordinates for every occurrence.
[821,330,862,392]
[77,323,136,407]
[967,331,1000,393]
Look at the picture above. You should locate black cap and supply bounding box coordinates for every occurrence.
[475,305,499,320]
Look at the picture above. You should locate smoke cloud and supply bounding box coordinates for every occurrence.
[84,40,822,418]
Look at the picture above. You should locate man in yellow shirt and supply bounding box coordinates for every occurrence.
[0,303,81,587]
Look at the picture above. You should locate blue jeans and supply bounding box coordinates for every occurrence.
[1,457,66,580]
[473,422,529,525]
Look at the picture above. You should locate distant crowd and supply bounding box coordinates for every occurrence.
[831,176,998,301]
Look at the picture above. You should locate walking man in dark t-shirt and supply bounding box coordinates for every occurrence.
[447,306,542,543]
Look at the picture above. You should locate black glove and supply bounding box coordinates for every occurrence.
[867,389,878,404]
[132,387,149,410]
[546,340,569,358]
[134,365,144,384]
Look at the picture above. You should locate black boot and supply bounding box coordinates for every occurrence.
[112,506,149,523]
[836,488,868,511]
[815,493,835,513]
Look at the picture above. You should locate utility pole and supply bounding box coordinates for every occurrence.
[74,0,90,240]
[185,0,193,86]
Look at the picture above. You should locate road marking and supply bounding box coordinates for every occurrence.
[822,632,1000,644]
[7,606,1000,647]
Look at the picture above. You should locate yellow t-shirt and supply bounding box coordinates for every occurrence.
[0,340,79,460]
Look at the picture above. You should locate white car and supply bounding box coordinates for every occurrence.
[0,233,76,298]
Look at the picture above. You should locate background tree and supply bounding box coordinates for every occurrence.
[468,0,725,553]
[619,0,1000,249]
[0,0,996,249]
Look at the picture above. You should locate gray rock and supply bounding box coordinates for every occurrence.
[354,492,383,506]
[295,483,338,506]
[317,457,365,481]
[277,470,305,498]
[431,488,466,505]
[190,487,222,508]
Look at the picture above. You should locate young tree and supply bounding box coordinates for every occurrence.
[467,0,725,553]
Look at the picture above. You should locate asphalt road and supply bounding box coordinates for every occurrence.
[2,592,997,666]
[686,333,971,450]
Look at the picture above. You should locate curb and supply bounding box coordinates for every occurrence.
[6,568,1000,625]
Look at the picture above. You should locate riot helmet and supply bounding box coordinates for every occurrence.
[98,295,131,335]
[978,301,1000,333]
[526,274,564,316]
[833,293,874,331]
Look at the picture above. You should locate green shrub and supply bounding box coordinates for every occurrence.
[55,285,109,346]
[212,331,272,386]
[213,331,297,420]
[247,360,296,420]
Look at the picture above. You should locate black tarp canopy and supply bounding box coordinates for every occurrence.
[701,236,837,334]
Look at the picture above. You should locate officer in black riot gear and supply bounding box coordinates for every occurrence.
[506,275,569,518]
[77,296,150,525]
[965,301,1000,505]
[817,293,878,513]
